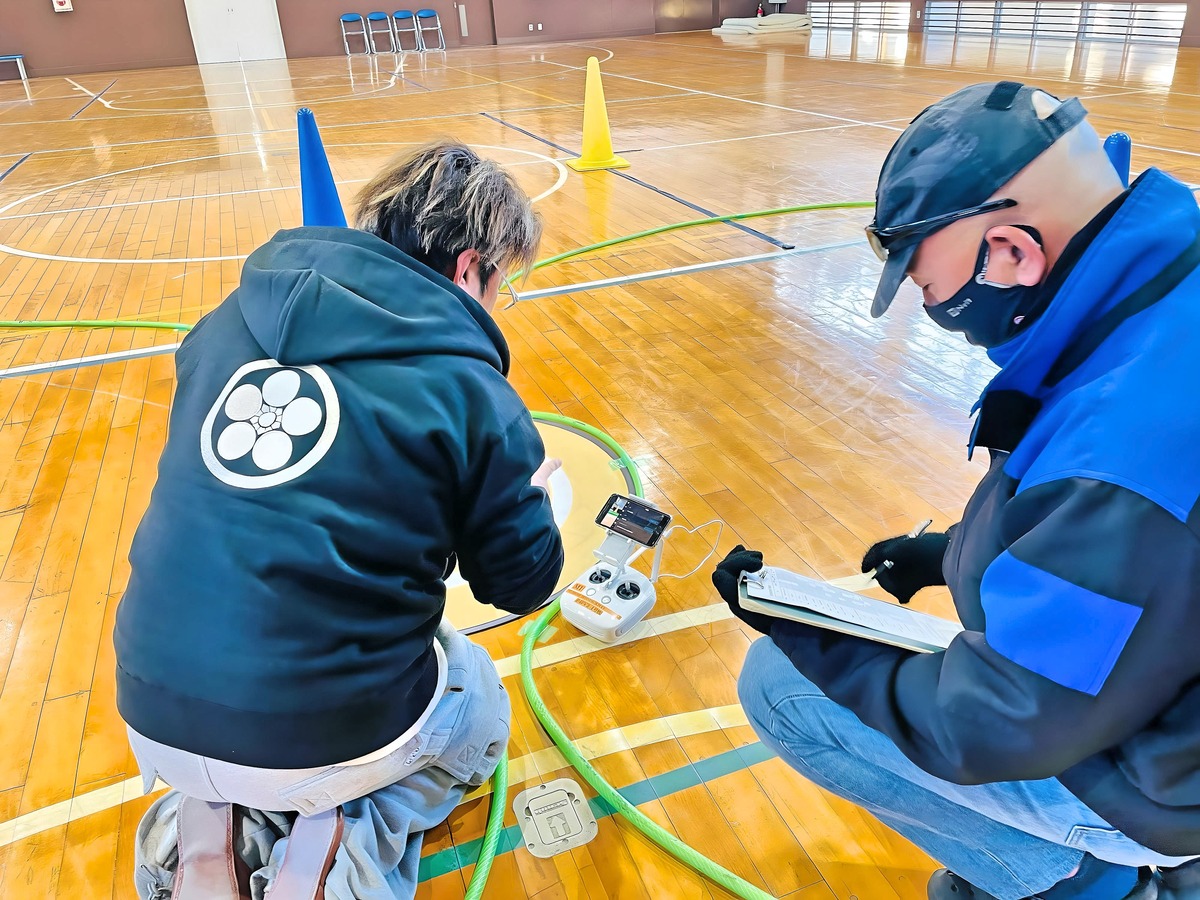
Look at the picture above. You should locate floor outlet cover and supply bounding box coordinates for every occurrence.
[513,778,599,858]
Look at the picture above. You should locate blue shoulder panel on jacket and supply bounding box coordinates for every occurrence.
[984,172,1200,519]
[981,552,1142,696]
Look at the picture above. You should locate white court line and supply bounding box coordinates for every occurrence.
[102,75,409,109]
[543,60,903,132]
[0,775,151,850]
[97,70,410,95]
[75,63,403,114]
[0,149,248,262]
[495,602,734,678]
[0,603,743,850]
[515,239,864,303]
[0,155,561,223]
[43,44,616,119]
[617,34,1173,98]
[64,77,96,99]
[0,376,170,414]
[93,58,520,94]
[1139,142,1200,160]
[0,92,689,159]
[0,144,566,263]
[463,702,751,801]
[0,240,866,378]
[0,343,183,380]
[98,71,403,114]
[1082,88,1157,100]
[0,93,80,104]
[623,119,907,154]
[0,183,323,221]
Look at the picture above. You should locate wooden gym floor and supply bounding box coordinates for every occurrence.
[0,26,1198,899]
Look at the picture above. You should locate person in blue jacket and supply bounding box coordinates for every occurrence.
[114,141,564,894]
[714,82,1200,900]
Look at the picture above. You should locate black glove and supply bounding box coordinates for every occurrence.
[712,545,775,635]
[861,531,952,604]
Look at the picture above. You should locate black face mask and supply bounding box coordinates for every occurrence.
[925,226,1045,348]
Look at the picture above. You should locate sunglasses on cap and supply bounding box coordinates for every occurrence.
[865,197,1018,262]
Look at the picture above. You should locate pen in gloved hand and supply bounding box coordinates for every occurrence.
[868,518,933,579]
[826,518,934,591]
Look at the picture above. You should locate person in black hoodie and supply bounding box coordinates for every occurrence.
[114,141,564,892]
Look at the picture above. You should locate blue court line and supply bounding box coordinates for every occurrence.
[417,739,776,881]
[0,153,31,185]
[479,112,793,250]
[69,80,116,120]
[393,72,431,91]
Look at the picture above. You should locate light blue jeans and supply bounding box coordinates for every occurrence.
[738,637,1192,900]
[131,624,510,899]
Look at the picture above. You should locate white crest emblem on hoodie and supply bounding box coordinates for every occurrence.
[201,360,340,489]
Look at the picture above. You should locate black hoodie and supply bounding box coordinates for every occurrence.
[115,227,564,769]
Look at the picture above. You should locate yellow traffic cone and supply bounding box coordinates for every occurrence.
[567,57,629,172]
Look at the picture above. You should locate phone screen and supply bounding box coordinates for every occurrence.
[595,495,672,546]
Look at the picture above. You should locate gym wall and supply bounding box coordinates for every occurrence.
[0,0,197,78]
[5,0,1192,78]
[492,0,655,43]
[491,0,763,42]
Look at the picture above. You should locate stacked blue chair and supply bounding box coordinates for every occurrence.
[340,14,369,55]
[366,12,396,53]
[416,9,446,50]
[392,10,423,51]
[0,55,29,95]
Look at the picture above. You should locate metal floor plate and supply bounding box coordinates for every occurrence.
[512,778,599,858]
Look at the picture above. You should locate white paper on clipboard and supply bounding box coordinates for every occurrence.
[739,566,963,654]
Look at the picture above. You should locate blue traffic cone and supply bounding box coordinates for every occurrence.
[1104,132,1132,188]
[298,108,347,227]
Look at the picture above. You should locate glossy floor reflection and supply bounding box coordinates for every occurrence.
[0,28,1196,899]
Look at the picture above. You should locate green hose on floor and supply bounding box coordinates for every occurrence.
[463,753,508,900]
[519,413,776,900]
[0,203,861,897]
[0,317,192,331]
[519,600,774,900]
[0,199,873,335]
[506,200,873,287]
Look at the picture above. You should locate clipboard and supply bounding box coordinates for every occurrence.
[738,566,962,654]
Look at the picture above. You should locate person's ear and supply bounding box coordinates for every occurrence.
[452,249,480,289]
[983,225,1047,287]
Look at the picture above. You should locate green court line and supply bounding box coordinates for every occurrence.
[418,740,776,882]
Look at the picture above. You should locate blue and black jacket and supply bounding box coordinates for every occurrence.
[773,169,1200,856]
[115,227,564,769]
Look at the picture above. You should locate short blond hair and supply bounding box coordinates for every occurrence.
[354,141,542,284]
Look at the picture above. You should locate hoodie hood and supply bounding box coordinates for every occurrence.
[236,226,510,375]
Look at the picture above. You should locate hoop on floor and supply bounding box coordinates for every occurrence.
[443,416,638,635]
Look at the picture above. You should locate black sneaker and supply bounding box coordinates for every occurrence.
[927,869,1000,899]
[1160,858,1200,900]
[927,867,1159,900]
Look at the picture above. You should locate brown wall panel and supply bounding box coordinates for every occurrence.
[0,0,197,78]
[718,0,767,18]
[493,0,655,43]
[655,0,718,33]
[1183,0,1200,47]
[4,0,1193,76]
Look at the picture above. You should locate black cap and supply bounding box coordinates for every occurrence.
[869,82,1088,317]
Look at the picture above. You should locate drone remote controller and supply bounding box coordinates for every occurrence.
[559,494,671,643]
[560,562,656,643]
